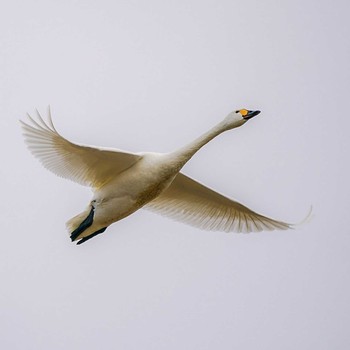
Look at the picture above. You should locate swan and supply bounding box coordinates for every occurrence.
[21,107,293,245]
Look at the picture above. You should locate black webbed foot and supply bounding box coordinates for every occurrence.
[70,206,94,242]
[76,227,107,245]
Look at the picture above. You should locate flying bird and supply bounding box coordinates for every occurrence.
[21,107,293,245]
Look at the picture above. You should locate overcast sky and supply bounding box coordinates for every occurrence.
[1,0,349,349]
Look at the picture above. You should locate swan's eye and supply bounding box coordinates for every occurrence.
[239,109,248,116]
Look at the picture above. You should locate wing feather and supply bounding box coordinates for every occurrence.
[145,172,292,233]
[21,108,141,189]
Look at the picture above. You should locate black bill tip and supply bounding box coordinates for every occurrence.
[243,110,261,120]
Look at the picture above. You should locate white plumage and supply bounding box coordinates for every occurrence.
[21,107,292,244]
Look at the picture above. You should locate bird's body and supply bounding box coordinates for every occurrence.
[21,108,293,244]
[70,153,178,240]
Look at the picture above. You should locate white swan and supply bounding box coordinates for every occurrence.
[21,107,293,244]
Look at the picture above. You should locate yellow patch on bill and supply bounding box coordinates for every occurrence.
[239,109,248,116]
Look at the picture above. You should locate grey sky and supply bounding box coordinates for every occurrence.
[1,0,349,349]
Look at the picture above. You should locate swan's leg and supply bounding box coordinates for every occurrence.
[76,227,107,245]
[70,206,94,241]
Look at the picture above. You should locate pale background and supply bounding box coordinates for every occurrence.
[1,0,349,349]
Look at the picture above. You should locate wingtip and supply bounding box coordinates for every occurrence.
[296,205,313,227]
[287,205,313,230]
[46,105,58,132]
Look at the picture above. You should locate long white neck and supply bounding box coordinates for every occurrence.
[168,119,233,170]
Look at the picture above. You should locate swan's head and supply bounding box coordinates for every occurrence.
[224,109,261,129]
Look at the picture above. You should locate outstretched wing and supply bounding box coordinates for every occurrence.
[20,108,141,189]
[145,172,292,233]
